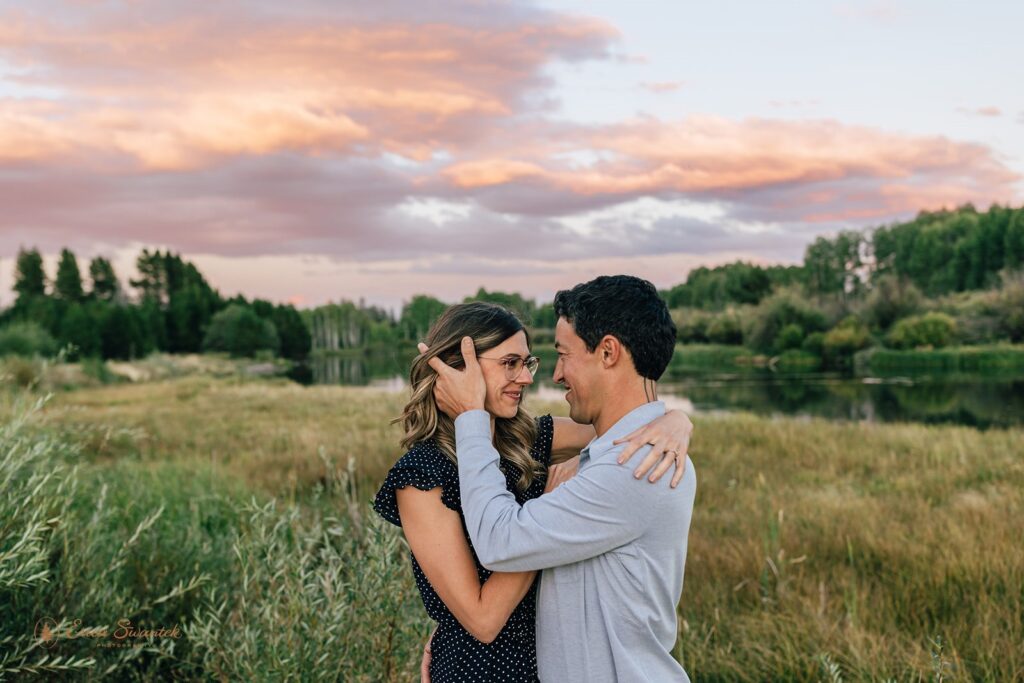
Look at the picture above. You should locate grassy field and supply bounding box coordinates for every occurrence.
[2,369,1023,681]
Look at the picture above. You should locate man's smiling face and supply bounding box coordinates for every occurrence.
[553,316,603,425]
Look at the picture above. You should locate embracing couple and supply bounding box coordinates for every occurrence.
[374,275,698,682]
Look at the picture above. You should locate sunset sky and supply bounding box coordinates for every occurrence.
[1,0,1022,311]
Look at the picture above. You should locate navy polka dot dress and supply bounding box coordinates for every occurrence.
[374,415,554,683]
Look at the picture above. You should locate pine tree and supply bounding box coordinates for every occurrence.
[89,256,120,301]
[54,248,85,301]
[130,248,167,304]
[13,247,46,302]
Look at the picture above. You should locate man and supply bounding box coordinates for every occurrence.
[428,275,697,682]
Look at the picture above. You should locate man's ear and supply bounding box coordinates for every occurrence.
[599,335,622,368]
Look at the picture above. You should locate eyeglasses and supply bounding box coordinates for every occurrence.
[478,355,541,380]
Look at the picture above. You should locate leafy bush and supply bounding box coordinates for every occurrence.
[996,271,1024,342]
[0,355,45,389]
[706,309,744,345]
[774,323,804,353]
[887,312,957,350]
[801,332,825,357]
[0,321,58,358]
[746,290,828,353]
[860,275,923,331]
[80,357,120,385]
[202,304,280,358]
[672,308,712,344]
[822,317,871,366]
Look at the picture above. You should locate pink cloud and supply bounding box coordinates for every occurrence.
[440,116,1019,221]
[0,5,617,168]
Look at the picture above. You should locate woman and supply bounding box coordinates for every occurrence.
[373,302,692,682]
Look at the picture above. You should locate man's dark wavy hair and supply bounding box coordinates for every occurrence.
[553,275,676,380]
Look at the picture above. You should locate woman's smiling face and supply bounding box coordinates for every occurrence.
[479,330,534,419]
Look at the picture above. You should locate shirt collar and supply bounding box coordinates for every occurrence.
[580,401,666,464]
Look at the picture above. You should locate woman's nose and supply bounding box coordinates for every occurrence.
[514,364,534,385]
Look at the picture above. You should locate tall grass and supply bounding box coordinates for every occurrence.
[0,390,424,681]
[670,344,762,371]
[862,344,1024,374]
[676,414,1024,681]
[4,373,1023,681]
[185,458,426,681]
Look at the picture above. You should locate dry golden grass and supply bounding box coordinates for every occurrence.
[25,375,1024,681]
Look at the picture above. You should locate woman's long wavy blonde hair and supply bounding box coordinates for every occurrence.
[395,302,542,492]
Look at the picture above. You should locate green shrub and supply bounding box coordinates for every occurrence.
[801,332,825,357]
[0,321,58,358]
[996,271,1024,342]
[706,310,744,345]
[887,312,958,350]
[0,355,45,389]
[861,275,922,331]
[822,317,871,367]
[202,304,280,358]
[672,308,712,343]
[746,290,828,353]
[774,323,805,353]
[80,357,120,385]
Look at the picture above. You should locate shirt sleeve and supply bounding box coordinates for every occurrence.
[456,410,650,572]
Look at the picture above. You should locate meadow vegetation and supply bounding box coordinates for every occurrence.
[2,369,1022,681]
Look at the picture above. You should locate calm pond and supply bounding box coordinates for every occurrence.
[288,352,1024,429]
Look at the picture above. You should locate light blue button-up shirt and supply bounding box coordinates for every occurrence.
[456,401,696,682]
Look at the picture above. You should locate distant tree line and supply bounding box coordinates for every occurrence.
[0,248,310,360]
[302,288,557,354]
[3,203,1022,366]
[664,204,1024,368]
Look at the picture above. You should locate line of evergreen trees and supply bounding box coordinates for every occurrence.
[1,248,310,361]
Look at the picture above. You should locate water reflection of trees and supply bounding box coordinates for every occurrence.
[298,351,415,387]
[658,373,1024,428]
[291,361,1024,428]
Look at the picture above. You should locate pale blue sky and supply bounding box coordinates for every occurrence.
[541,0,1024,168]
